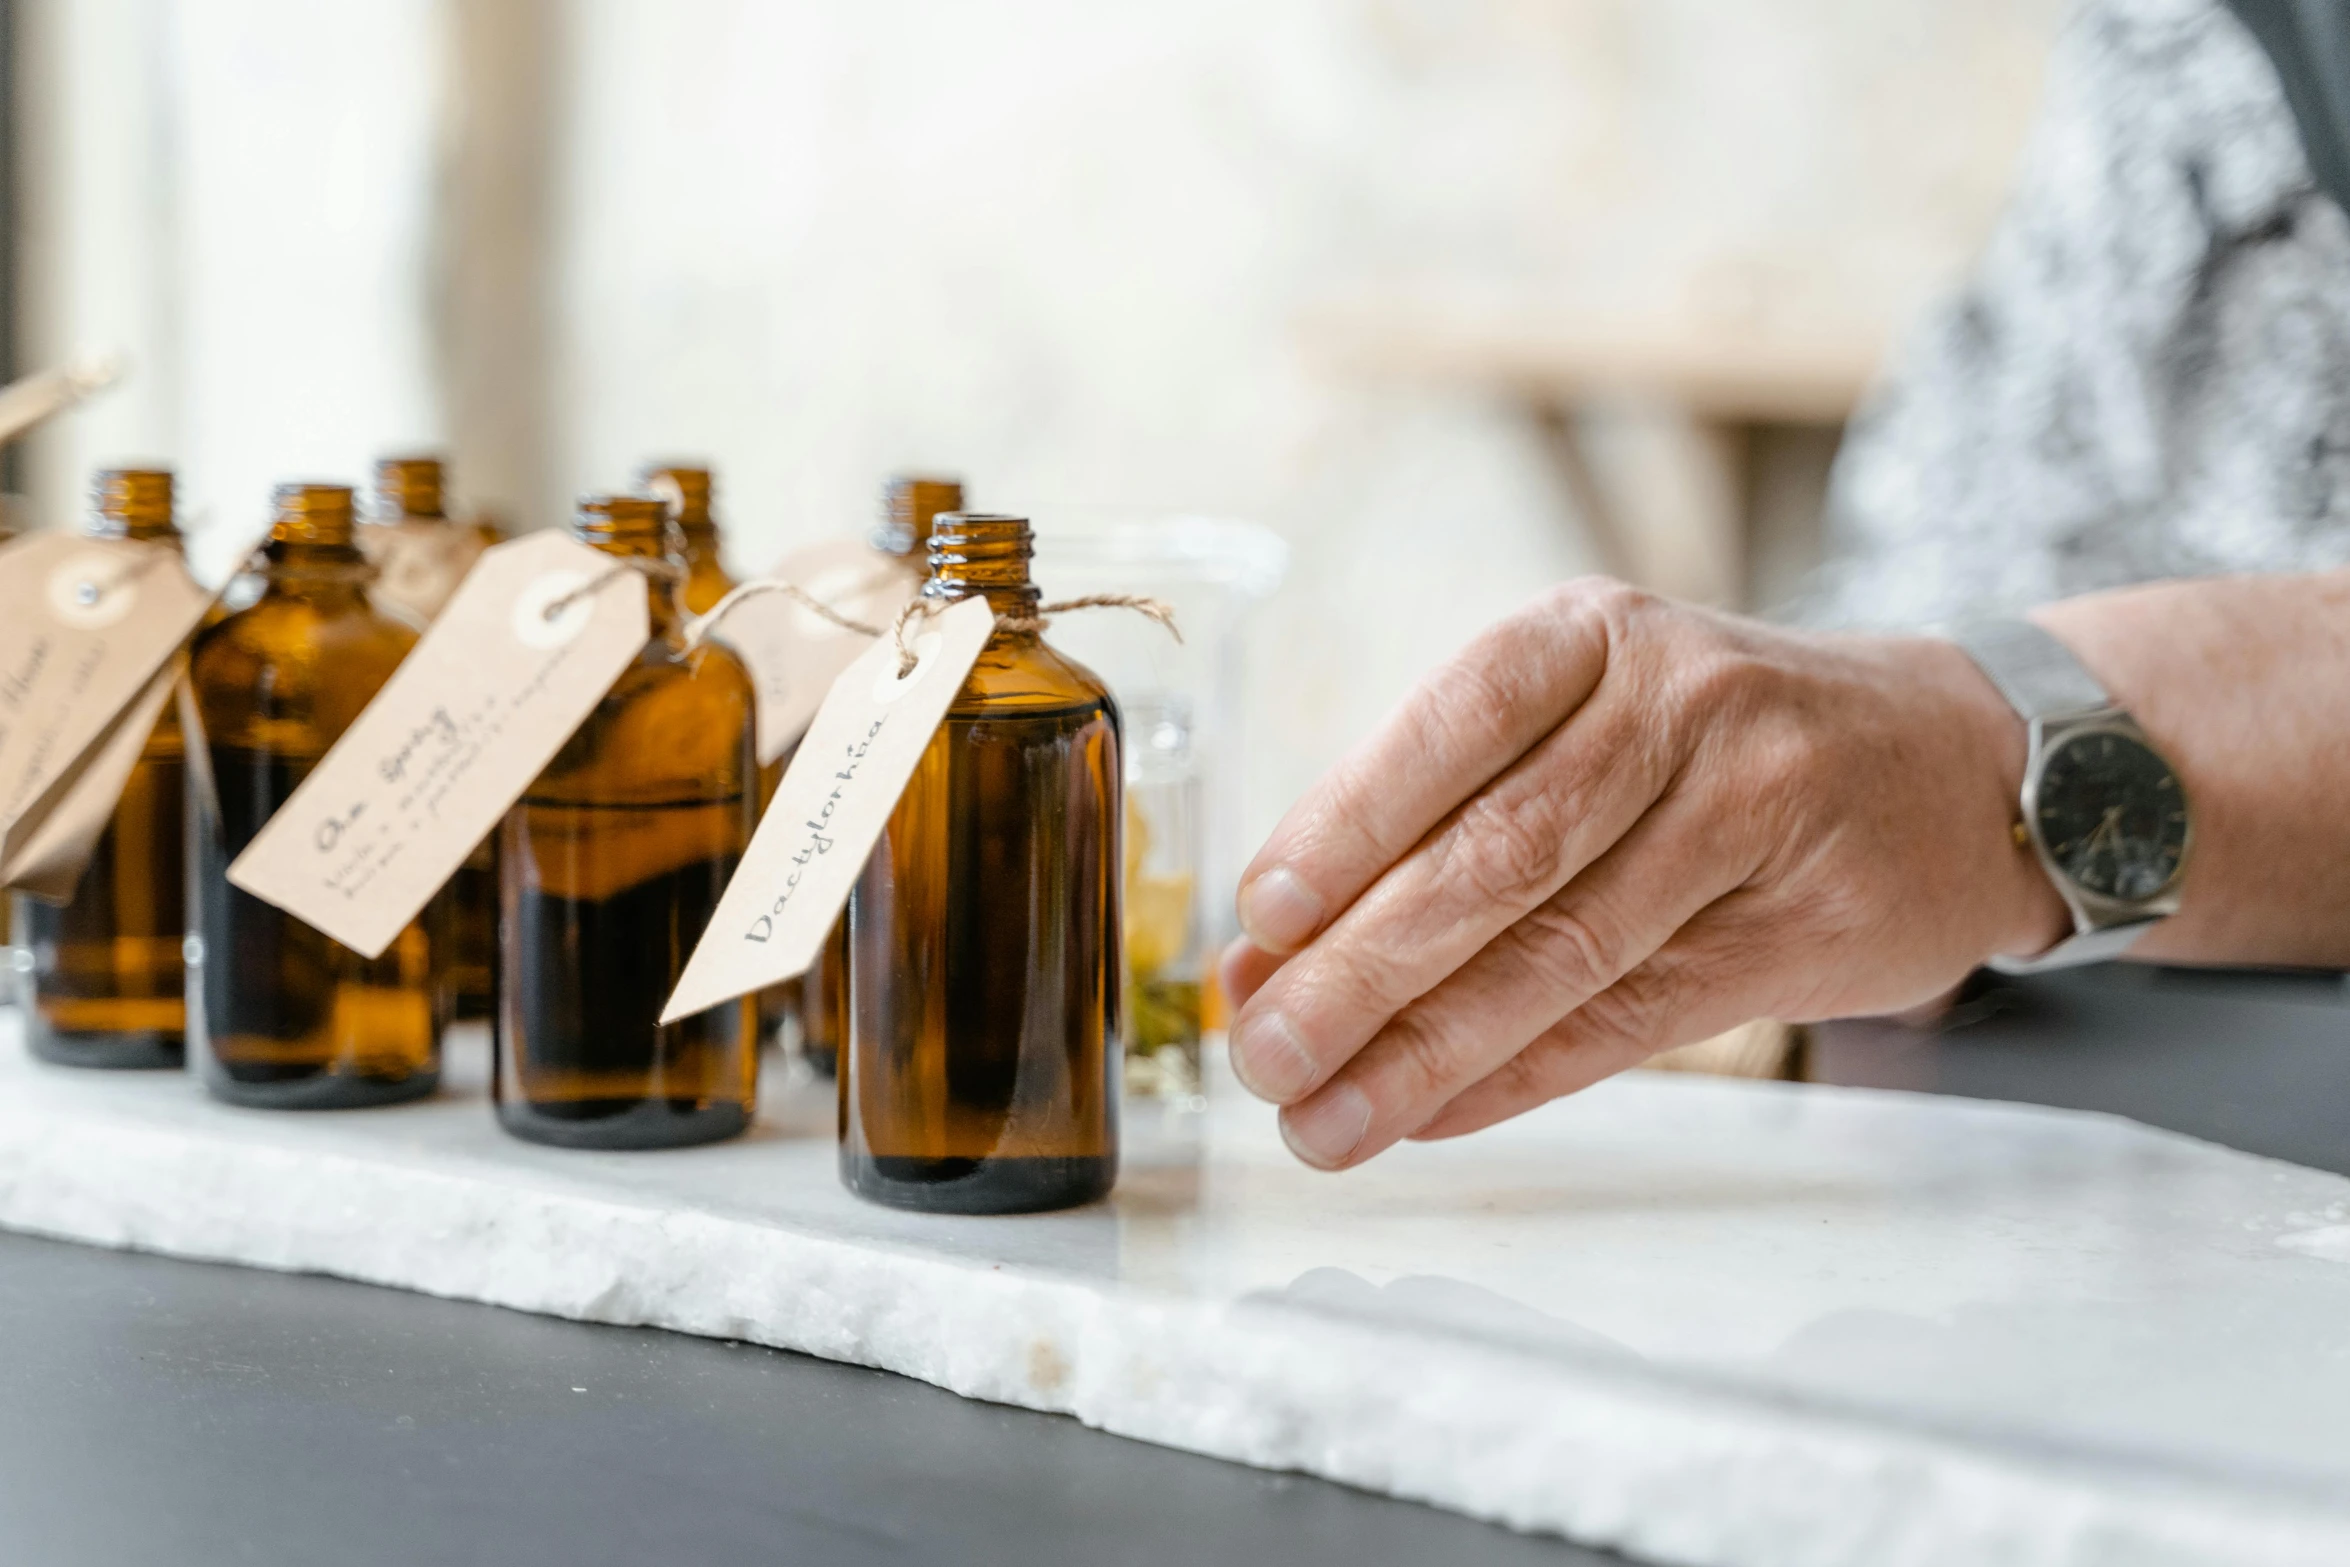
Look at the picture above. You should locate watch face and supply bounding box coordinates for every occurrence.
[2034,729,2189,902]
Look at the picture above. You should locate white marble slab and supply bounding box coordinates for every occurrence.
[4,1007,2350,1566]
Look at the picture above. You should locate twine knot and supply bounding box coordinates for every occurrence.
[661,569,1183,679]
[541,556,688,622]
[889,592,1180,676]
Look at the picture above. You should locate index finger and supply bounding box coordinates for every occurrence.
[1235,581,1619,954]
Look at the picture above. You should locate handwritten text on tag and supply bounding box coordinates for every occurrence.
[227,531,648,957]
[660,594,994,1023]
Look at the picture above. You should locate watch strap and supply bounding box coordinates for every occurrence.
[1949,619,2112,721]
[1984,916,2154,974]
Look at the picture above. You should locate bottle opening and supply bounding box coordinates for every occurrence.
[573,494,681,569]
[877,476,965,558]
[90,467,176,541]
[374,455,447,521]
[270,482,358,546]
[926,512,1037,615]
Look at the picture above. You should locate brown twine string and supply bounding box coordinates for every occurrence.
[677,577,887,654]
[675,576,1180,676]
[541,556,688,621]
[890,592,1181,676]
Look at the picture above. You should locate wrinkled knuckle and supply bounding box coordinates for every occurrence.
[1430,658,1532,761]
[1309,938,1406,1022]
[1512,900,1618,1002]
[1382,1009,1465,1108]
[1453,798,1570,909]
[1571,979,1655,1051]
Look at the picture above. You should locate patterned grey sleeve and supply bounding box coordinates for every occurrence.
[1799,0,2350,632]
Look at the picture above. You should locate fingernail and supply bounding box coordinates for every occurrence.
[1238,867,1324,953]
[1280,1083,1372,1170]
[1229,1009,1318,1102]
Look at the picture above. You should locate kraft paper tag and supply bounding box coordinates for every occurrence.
[360,519,492,626]
[1,659,183,900]
[227,531,649,958]
[660,594,995,1023]
[726,540,920,765]
[0,532,214,878]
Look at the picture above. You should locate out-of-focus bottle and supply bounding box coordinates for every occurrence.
[494,494,759,1148]
[801,475,962,1079]
[187,483,450,1107]
[1121,695,1205,1103]
[641,460,799,1051]
[641,462,732,619]
[16,468,191,1068]
[366,454,497,1022]
[360,453,498,624]
[839,512,1121,1212]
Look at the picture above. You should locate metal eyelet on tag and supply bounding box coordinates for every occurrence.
[45,550,137,629]
[512,571,597,650]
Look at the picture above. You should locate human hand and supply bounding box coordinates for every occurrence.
[1222,580,2068,1169]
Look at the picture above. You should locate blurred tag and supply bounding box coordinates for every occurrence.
[661,595,993,1023]
[1,659,182,899]
[360,519,492,626]
[726,540,919,765]
[227,531,648,958]
[0,533,213,882]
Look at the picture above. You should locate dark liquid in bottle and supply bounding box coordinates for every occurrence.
[497,796,756,1149]
[451,839,498,1021]
[22,743,187,1069]
[800,918,846,1078]
[190,746,446,1107]
[840,699,1120,1213]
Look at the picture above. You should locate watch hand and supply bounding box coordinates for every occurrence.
[2069,806,2121,877]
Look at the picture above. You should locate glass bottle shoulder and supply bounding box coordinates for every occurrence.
[189,587,419,750]
[952,635,1118,726]
[682,555,737,618]
[532,633,755,805]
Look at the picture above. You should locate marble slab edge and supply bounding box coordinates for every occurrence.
[0,1071,2343,1567]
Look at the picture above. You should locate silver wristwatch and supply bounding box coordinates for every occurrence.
[1951,620,2191,974]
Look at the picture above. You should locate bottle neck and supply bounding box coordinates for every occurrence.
[264,486,370,603]
[924,514,1039,631]
[675,519,723,577]
[573,500,686,639]
[644,466,716,574]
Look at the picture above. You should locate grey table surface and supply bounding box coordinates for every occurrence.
[4,963,2341,1567]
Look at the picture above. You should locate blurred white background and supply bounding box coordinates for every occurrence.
[14,0,2064,856]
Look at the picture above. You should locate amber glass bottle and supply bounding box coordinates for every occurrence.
[840,512,1121,1212]
[642,459,800,1048]
[187,483,449,1107]
[368,454,497,1022]
[494,494,759,1148]
[801,475,963,1079]
[641,463,733,617]
[17,468,190,1068]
